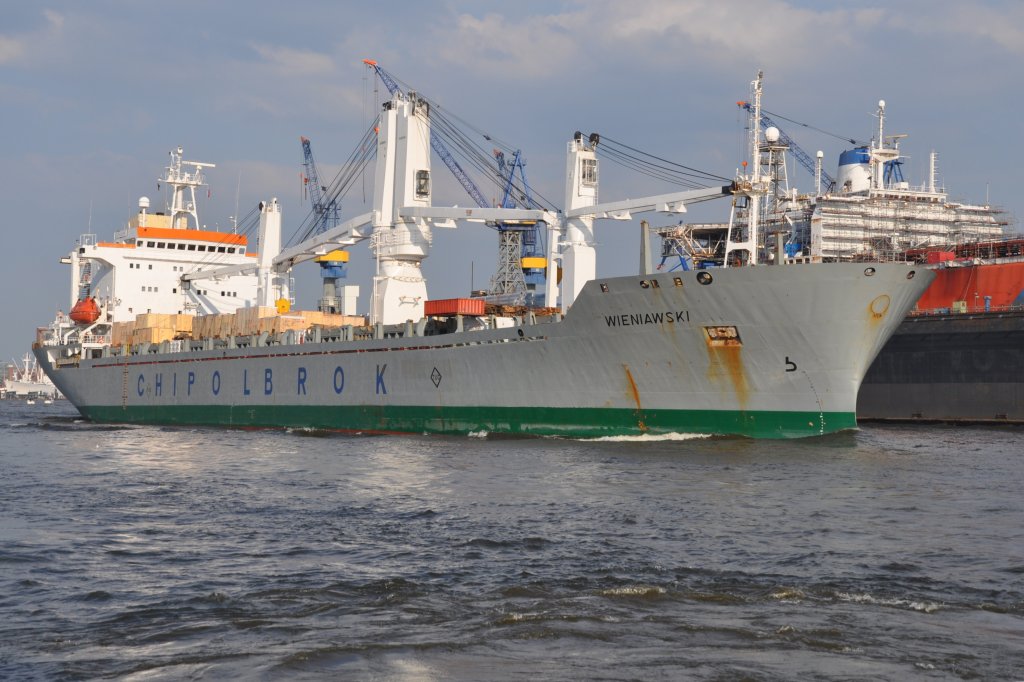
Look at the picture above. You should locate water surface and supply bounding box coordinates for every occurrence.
[1,401,1021,680]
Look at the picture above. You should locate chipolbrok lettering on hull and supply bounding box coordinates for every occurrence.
[134,366,358,400]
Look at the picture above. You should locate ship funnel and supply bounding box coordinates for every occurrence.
[836,147,871,193]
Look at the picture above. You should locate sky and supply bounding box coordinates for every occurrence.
[2,0,1022,362]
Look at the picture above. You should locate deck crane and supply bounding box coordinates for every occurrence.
[363,60,490,210]
[300,136,348,313]
[738,101,836,193]
[363,60,546,302]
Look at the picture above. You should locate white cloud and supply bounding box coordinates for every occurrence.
[887,3,1024,55]
[434,11,580,78]
[0,35,24,64]
[425,2,892,81]
[596,0,888,70]
[251,44,335,75]
[0,9,64,65]
[43,9,64,31]
[427,0,1022,84]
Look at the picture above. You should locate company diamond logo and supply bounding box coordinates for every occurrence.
[430,367,442,388]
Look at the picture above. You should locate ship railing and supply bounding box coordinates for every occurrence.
[81,333,111,345]
[910,302,1024,317]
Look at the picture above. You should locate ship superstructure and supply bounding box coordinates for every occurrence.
[33,69,933,439]
[807,126,1008,260]
[65,148,258,322]
[2,353,60,399]
[660,72,1009,271]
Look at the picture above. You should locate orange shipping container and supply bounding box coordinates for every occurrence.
[424,298,485,317]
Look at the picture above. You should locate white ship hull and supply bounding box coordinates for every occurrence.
[36,263,931,438]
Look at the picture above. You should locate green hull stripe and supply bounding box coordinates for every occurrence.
[79,404,856,439]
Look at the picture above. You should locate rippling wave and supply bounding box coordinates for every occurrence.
[1,401,1022,679]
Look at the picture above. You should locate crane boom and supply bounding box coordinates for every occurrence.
[739,102,836,191]
[300,136,347,313]
[300,136,340,233]
[364,59,490,209]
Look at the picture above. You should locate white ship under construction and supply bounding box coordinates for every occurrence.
[33,66,931,438]
[656,71,1009,271]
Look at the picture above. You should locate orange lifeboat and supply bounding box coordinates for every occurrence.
[69,297,101,325]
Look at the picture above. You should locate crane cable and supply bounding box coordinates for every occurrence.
[287,119,380,247]
[373,67,559,211]
[760,108,867,147]
[598,136,732,185]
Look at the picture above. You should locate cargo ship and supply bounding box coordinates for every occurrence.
[33,71,931,439]
[2,353,60,400]
[857,239,1024,423]
[653,72,1019,424]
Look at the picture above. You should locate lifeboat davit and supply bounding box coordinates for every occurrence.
[69,297,101,325]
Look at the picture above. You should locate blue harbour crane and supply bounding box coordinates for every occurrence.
[738,101,837,193]
[300,136,349,313]
[494,149,546,301]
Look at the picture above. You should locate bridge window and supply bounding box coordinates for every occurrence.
[581,158,597,186]
[416,170,430,198]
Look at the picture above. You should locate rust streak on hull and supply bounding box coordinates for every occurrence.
[709,346,750,409]
[623,364,647,432]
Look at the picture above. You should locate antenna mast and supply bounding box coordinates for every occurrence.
[163,146,215,229]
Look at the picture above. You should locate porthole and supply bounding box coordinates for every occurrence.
[907,270,916,279]
[697,272,713,285]
[864,267,876,276]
